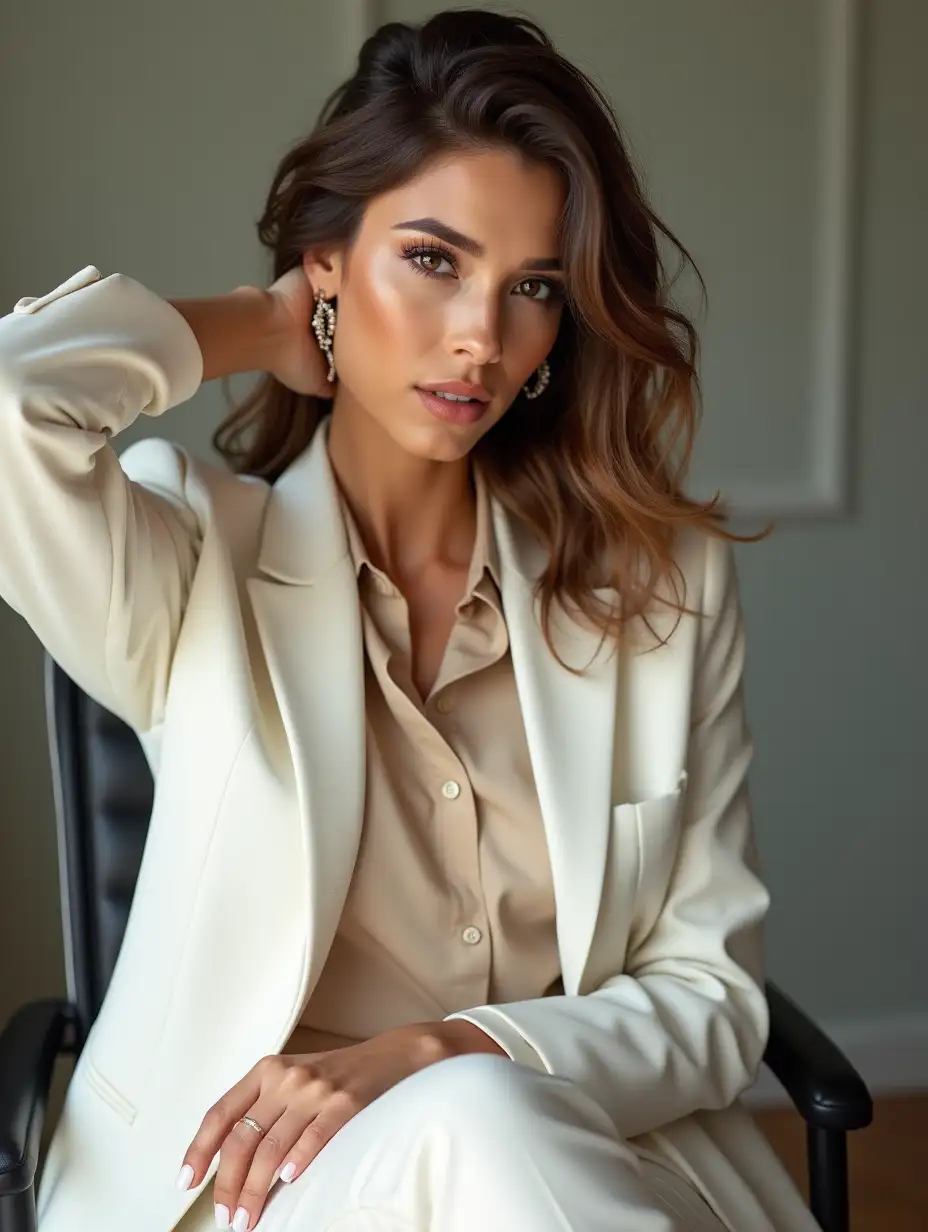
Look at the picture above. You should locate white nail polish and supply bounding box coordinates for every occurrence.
[232,1208,250,1232]
[175,1164,194,1191]
[280,1161,297,1183]
[214,1204,231,1229]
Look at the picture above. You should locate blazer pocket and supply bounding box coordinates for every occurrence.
[81,1051,138,1126]
[613,772,688,938]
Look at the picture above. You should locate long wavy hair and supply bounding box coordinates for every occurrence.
[214,8,750,653]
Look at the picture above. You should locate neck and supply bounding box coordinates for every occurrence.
[326,396,476,581]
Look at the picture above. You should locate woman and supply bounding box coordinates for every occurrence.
[0,10,815,1232]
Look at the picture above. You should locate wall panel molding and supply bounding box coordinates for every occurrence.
[719,0,862,518]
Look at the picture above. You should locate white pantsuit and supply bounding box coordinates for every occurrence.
[0,267,819,1231]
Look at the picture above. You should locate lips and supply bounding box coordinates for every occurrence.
[418,380,491,401]
[415,386,490,426]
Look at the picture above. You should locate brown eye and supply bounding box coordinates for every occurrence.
[405,247,455,277]
[514,277,554,301]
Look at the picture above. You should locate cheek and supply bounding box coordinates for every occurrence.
[344,253,440,367]
[504,302,562,370]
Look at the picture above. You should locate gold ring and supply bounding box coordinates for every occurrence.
[238,1116,266,1136]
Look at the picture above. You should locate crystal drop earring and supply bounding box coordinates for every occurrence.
[311,289,337,383]
[523,358,550,400]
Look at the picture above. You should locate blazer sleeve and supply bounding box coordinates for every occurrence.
[0,266,205,731]
[446,536,771,1141]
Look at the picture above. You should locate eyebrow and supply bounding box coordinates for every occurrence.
[391,217,562,271]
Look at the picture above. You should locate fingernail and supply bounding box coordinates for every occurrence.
[280,1161,297,1183]
[175,1164,194,1191]
[214,1205,231,1229]
[232,1208,250,1232]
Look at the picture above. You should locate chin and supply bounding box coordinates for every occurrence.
[388,417,485,464]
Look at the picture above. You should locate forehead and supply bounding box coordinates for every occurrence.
[362,148,565,256]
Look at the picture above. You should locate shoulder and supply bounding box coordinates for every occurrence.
[119,435,269,505]
[671,524,740,618]
[635,524,742,659]
[118,436,272,546]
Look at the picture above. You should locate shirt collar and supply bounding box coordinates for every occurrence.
[337,465,501,601]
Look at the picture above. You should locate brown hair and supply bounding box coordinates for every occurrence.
[214,8,753,654]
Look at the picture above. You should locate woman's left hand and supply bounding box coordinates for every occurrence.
[176,1020,506,1231]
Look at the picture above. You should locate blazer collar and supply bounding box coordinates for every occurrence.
[256,419,348,585]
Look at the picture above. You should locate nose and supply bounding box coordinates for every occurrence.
[445,289,503,367]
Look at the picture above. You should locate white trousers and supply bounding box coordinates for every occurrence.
[176,1054,727,1232]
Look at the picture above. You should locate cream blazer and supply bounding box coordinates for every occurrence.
[0,267,817,1232]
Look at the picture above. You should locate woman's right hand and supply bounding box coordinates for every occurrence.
[264,265,333,397]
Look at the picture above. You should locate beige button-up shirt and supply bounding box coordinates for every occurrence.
[285,470,562,1055]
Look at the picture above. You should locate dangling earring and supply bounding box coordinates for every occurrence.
[523,358,550,400]
[311,289,337,383]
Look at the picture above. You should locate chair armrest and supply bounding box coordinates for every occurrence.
[763,981,873,1132]
[0,999,79,1196]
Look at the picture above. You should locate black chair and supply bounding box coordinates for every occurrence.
[0,655,874,1232]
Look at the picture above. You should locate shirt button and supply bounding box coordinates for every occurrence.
[461,926,483,946]
[441,780,461,800]
[436,694,453,714]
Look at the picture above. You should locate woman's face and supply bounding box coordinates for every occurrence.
[305,147,566,463]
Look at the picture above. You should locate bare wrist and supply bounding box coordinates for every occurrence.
[232,284,286,374]
[412,1020,508,1064]
[169,284,281,382]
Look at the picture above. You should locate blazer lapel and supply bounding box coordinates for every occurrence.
[245,425,366,1017]
[492,500,619,996]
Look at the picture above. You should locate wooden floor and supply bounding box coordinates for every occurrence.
[755,1094,926,1230]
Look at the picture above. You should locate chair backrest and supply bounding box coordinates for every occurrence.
[44,653,153,1040]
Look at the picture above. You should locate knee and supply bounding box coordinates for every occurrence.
[387,1052,585,1137]
[424,1051,530,1108]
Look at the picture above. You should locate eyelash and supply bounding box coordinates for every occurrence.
[399,239,564,304]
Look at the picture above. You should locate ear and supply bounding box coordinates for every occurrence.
[302,247,345,299]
